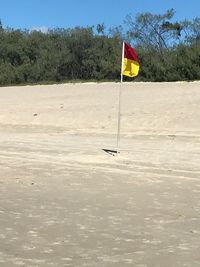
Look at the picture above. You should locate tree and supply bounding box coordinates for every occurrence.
[181,17,200,44]
[96,23,105,35]
[125,9,183,53]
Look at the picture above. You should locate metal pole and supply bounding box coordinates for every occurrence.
[116,42,124,151]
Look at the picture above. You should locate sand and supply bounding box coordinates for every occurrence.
[0,82,200,266]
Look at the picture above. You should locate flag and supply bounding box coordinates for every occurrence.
[122,42,139,77]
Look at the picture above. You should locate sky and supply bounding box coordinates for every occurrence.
[0,0,199,31]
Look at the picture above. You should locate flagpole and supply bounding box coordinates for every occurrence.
[116,41,125,151]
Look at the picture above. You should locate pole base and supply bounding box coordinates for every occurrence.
[102,149,120,156]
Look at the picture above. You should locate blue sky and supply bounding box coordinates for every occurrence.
[0,0,199,31]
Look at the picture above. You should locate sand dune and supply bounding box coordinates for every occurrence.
[0,82,200,266]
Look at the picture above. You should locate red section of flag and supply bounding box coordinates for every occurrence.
[124,43,139,62]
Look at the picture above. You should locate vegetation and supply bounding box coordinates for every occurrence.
[0,9,199,85]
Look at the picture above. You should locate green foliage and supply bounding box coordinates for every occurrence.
[0,26,122,85]
[0,9,199,85]
[125,9,200,81]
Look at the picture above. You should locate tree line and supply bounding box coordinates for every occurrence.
[0,8,199,85]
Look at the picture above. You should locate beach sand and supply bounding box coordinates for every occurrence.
[0,82,200,266]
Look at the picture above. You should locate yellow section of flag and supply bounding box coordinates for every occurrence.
[123,58,140,77]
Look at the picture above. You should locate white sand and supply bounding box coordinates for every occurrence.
[0,82,200,266]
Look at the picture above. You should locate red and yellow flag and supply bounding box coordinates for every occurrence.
[122,42,139,77]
